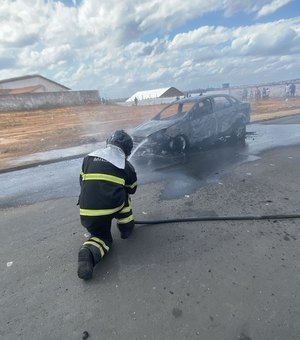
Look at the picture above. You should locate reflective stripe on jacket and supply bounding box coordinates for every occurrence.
[79,152,137,217]
[80,203,125,217]
[81,172,125,186]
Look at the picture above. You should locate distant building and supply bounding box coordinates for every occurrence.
[126,87,184,103]
[0,74,70,95]
[0,75,101,111]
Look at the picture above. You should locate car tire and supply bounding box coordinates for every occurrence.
[231,124,246,142]
[170,135,189,153]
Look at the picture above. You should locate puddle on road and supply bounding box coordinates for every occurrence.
[1,123,300,206]
[131,123,300,199]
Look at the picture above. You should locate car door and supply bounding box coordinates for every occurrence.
[188,98,216,146]
[212,96,235,136]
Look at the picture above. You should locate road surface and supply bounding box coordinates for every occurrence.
[1,116,300,206]
[1,116,300,339]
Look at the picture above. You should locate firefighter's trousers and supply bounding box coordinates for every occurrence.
[79,196,134,265]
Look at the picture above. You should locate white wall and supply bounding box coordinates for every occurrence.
[0,90,100,111]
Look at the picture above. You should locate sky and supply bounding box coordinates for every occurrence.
[0,0,299,98]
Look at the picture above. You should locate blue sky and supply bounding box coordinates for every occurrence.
[0,0,299,98]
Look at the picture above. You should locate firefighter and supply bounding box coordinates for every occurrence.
[77,130,137,280]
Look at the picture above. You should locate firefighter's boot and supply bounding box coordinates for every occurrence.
[77,246,94,280]
[119,222,134,239]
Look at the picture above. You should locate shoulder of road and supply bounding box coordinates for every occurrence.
[1,110,300,174]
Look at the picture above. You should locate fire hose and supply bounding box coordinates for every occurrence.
[134,213,300,225]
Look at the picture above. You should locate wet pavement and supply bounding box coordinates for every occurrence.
[134,122,300,199]
[1,142,300,340]
[1,115,300,340]
[1,116,300,207]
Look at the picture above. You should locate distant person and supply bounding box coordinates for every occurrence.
[288,83,293,97]
[249,89,254,101]
[134,97,138,105]
[290,83,296,97]
[262,87,267,99]
[77,130,137,280]
[285,83,290,97]
[255,87,261,101]
[242,88,248,101]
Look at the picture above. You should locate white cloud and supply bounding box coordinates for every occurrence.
[222,0,293,17]
[256,0,293,18]
[169,26,231,49]
[0,0,299,97]
[0,0,46,47]
[16,43,74,80]
[230,19,300,56]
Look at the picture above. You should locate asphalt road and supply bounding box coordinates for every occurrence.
[1,116,300,339]
[1,116,300,207]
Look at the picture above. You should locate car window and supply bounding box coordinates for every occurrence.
[229,96,238,104]
[182,102,195,114]
[158,102,194,120]
[190,99,213,120]
[199,98,213,115]
[188,103,200,119]
[158,104,178,120]
[213,97,232,110]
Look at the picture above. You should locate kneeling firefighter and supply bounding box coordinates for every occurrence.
[77,130,137,280]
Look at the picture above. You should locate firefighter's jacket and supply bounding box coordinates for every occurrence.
[79,145,137,217]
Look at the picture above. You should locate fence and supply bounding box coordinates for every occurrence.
[0,90,101,111]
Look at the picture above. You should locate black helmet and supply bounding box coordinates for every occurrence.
[106,130,133,156]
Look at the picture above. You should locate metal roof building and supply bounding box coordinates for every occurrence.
[0,74,70,94]
[126,87,184,103]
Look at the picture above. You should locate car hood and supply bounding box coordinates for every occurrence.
[132,119,178,138]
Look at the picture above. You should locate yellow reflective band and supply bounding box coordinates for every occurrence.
[83,241,105,258]
[82,173,125,186]
[119,206,132,214]
[80,170,84,176]
[80,203,124,216]
[117,215,134,224]
[125,181,137,189]
[90,237,110,252]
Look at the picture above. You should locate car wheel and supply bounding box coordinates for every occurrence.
[231,124,246,142]
[170,135,189,153]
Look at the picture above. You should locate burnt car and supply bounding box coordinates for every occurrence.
[131,94,250,155]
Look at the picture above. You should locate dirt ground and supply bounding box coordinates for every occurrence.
[1,97,300,170]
